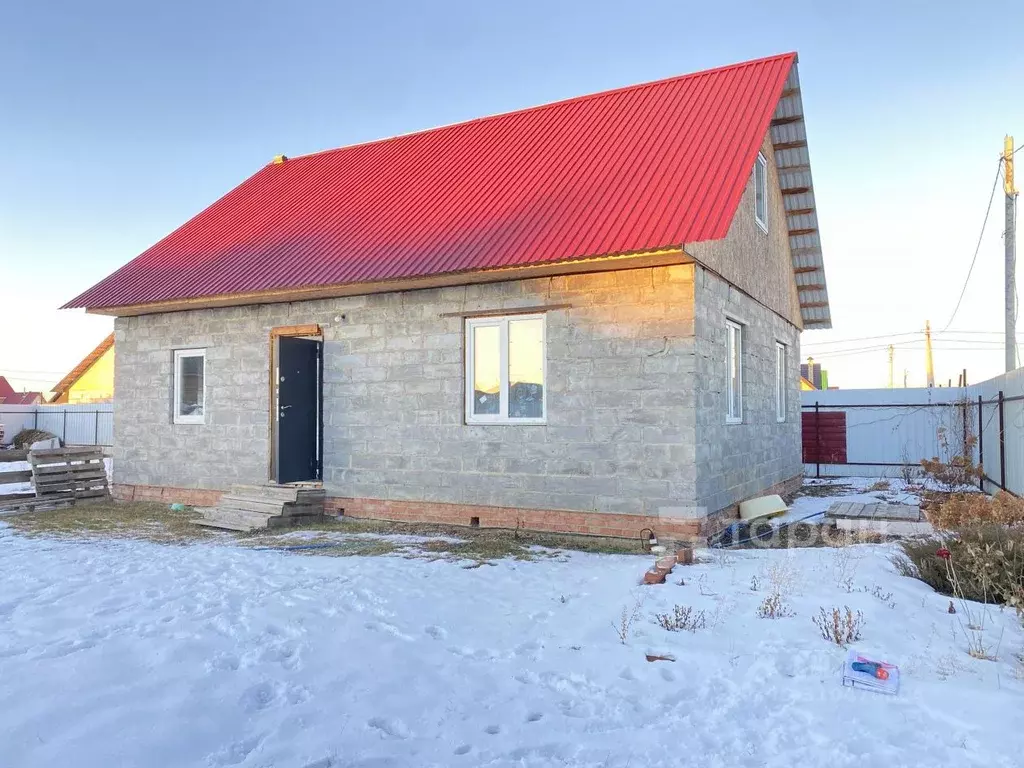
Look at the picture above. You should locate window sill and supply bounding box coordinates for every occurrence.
[755,217,768,234]
[776,417,786,424]
[466,419,548,426]
[725,417,743,425]
[173,416,206,425]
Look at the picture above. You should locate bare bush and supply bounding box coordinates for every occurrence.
[655,605,707,632]
[812,606,864,646]
[611,592,645,645]
[920,408,981,493]
[757,592,793,619]
[858,584,896,609]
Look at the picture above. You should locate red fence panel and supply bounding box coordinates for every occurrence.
[802,411,847,464]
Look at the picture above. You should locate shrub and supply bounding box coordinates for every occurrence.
[655,605,706,632]
[812,606,864,646]
[928,492,1024,529]
[612,592,645,644]
[897,526,1024,607]
[757,592,793,619]
[919,415,981,493]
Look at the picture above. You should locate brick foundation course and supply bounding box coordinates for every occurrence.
[112,472,802,542]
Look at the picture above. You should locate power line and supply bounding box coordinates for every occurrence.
[803,329,1004,348]
[940,158,1004,333]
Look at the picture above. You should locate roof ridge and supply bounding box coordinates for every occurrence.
[283,52,797,164]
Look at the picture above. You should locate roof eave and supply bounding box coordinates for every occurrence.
[80,247,693,317]
[770,60,832,330]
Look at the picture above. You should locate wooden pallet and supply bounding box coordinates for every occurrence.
[29,446,109,502]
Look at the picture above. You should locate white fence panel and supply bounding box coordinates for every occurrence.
[972,367,1024,495]
[0,404,113,447]
[801,388,970,478]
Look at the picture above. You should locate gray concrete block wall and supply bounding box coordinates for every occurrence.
[113,264,700,517]
[686,131,802,327]
[693,267,802,514]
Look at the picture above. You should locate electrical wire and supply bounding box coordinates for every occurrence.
[940,158,1004,333]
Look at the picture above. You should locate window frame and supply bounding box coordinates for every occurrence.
[172,348,206,425]
[464,313,547,425]
[753,152,768,232]
[775,341,786,423]
[725,320,743,424]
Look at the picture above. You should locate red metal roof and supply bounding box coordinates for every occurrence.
[66,53,796,311]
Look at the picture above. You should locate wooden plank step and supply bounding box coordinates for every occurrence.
[0,470,33,484]
[0,449,30,462]
[267,513,327,529]
[201,507,275,529]
[229,484,302,503]
[194,518,257,533]
[279,503,323,518]
[217,495,289,514]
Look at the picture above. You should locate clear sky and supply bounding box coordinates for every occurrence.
[2,0,1022,392]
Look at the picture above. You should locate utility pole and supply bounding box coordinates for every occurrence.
[924,320,935,388]
[1006,135,1018,372]
[887,345,894,388]
[903,369,908,388]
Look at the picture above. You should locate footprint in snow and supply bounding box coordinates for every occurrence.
[424,625,447,640]
[660,667,676,682]
[239,681,278,712]
[367,717,410,739]
[484,724,501,735]
[454,745,472,756]
[526,712,544,723]
[207,736,262,766]
[205,653,240,672]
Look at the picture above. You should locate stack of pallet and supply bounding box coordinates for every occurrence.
[195,484,327,532]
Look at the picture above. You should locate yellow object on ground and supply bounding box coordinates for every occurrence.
[739,494,788,522]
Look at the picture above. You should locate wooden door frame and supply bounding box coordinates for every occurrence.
[268,324,323,483]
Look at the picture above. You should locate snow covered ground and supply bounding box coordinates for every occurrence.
[1,515,1022,767]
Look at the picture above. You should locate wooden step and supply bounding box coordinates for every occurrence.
[228,487,323,505]
[196,508,276,532]
[266,513,328,529]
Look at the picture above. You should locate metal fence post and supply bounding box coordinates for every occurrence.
[62,410,67,443]
[94,411,99,446]
[978,394,984,491]
[998,390,1006,490]
[815,400,821,479]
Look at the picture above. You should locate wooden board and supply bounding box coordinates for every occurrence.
[0,470,33,484]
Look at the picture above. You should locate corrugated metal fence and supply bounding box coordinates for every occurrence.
[0,404,113,447]
[802,369,1024,496]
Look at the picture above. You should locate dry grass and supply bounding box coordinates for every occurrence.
[3,500,216,544]
[926,491,1024,529]
[3,500,643,562]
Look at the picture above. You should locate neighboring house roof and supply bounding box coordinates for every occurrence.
[49,333,115,403]
[65,52,830,326]
[0,377,43,405]
[800,375,817,391]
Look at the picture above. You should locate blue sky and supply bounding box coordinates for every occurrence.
[2,0,1022,391]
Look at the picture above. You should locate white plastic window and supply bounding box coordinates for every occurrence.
[465,314,546,424]
[173,349,206,424]
[776,342,786,422]
[754,152,768,231]
[726,321,742,424]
